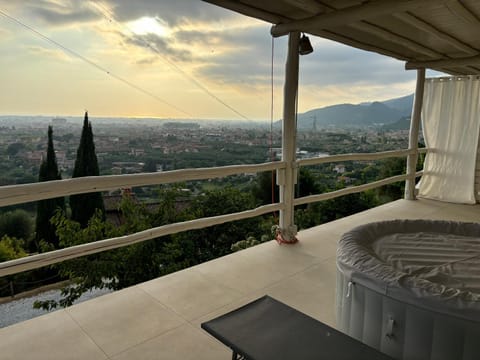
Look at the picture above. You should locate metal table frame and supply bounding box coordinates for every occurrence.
[201,295,394,360]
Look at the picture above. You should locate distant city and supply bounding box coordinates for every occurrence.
[0,93,415,192]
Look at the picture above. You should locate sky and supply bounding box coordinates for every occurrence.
[0,0,423,121]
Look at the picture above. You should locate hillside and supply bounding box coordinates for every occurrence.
[294,94,414,129]
[381,94,414,114]
[381,116,411,131]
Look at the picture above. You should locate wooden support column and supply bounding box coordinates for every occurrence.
[277,32,300,242]
[405,68,426,200]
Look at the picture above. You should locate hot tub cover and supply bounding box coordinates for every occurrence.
[337,220,480,320]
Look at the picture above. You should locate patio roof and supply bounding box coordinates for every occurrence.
[204,0,480,75]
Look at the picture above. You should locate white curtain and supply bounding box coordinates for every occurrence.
[419,76,480,204]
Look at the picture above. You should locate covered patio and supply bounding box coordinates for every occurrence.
[1,0,480,359]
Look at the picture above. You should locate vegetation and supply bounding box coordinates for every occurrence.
[0,236,27,263]
[0,210,33,246]
[35,126,65,251]
[34,186,269,309]
[70,112,105,228]
[231,236,262,252]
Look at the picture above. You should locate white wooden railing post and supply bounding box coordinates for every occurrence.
[277,32,300,242]
[405,68,426,200]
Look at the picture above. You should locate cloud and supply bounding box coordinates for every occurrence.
[107,0,237,26]
[135,56,158,65]
[0,0,250,30]
[0,27,11,41]
[0,0,425,118]
[125,23,278,85]
[122,32,194,62]
[299,38,416,87]
[24,45,73,62]
[108,11,274,84]
[117,16,416,110]
[10,0,100,26]
[120,13,415,93]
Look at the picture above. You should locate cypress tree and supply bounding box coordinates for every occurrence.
[35,126,65,250]
[70,112,105,228]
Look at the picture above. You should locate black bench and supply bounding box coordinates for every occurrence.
[201,295,394,360]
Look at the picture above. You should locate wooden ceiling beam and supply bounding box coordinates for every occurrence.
[302,1,438,60]
[406,54,480,70]
[283,0,326,14]
[438,68,463,75]
[350,21,442,58]
[445,0,480,24]
[203,0,288,24]
[393,12,479,55]
[271,0,438,37]
[315,29,407,61]
[467,66,480,73]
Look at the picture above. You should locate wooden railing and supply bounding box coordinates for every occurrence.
[295,148,426,206]
[0,148,427,277]
[0,162,282,207]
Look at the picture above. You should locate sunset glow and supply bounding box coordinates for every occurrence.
[0,1,418,121]
[128,17,169,37]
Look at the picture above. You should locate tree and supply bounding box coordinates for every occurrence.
[0,209,33,243]
[376,157,406,201]
[0,236,27,262]
[252,171,278,206]
[34,195,169,309]
[253,168,323,207]
[70,112,105,227]
[143,158,157,172]
[6,142,25,156]
[181,186,264,261]
[34,186,270,309]
[296,168,324,198]
[35,126,65,250]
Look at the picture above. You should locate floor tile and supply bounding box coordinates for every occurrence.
[236,240,320,274]
[293,229,339,260]
[0,310,106,360]
[195,250,286,294]
[429,204,480,222]
[193,292,266,328]
[67,286,185,357]
[111,324,230,360]
[262,259,338,327]
[139,268,242,321]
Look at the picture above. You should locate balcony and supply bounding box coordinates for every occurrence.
[1,198,478,359]
[2,1,480,359]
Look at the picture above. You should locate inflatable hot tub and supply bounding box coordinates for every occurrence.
[336,220,480,360]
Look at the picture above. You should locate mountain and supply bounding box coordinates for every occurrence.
[294,94,414,129]
[382,116,411,131]
[381,94,414,115]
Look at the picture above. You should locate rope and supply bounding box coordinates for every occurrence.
[273,225,298,245]
[295,69,300,198]
[270,36,277,219]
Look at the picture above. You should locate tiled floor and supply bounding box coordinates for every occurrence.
[1,198,479,359]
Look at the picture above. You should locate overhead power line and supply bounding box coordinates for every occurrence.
[90,0,252,121]
[0,8,192,118]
